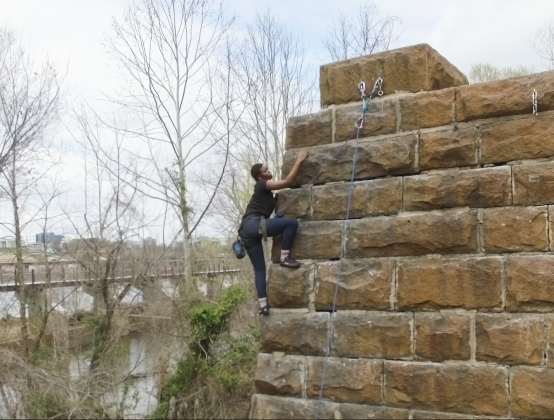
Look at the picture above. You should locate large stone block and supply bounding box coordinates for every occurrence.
[334,98,396,141]
[403,167,511,211]
[511,368,554,419]
[480,113,554,164]
[506,255,554,311]
[346,209,478,258]
[282,135,418,187]
[455,71,554,122]
[250,394,340,420]
[548,316,554,368]
[314,259,393,310]
[482,206,548,253]
[267,264,310,308]
[275,187,311,219]
[312,178,401,220]
[419,127,478,170]
[399,89,455,131]
[306,357,382,403]
[254,354,304,397]
[332,312,412,359]
[397,257,503,311]
[320,44,468,107]
[414,313,470,361]
[285,110,332,149]
[260,312,329,356]
[385,362,508,416]
[513,161,554,205]
[340,404,409,419]
[411,411,473,420]
[475,314,544,365]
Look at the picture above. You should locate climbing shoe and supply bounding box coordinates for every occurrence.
[280,256,301,268]
[258,305,270,316]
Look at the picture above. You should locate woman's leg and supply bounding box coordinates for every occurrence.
[244,240,267,299]
[265,217,300,267]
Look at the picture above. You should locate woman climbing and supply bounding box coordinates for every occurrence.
[238,150,310,316]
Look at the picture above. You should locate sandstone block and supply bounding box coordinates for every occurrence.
[455,71,554,122]
[346,209,478,258]
[506,255,554,311]
[261,312,329,356]
[334,98,396,141]
[275,187,311,219]
[511,368,554,419]
[320,44,468,107]
[385,362,508,416]
[397,257,503,311]
[475,314,544,365]
[513,161,554,205]
[420,127,477,170]
[414,313,470,361]
[312,178,401,220]
[403,167,511,211]
[480,113,554,164]
[285,110,332,149]
[254,354,304,396]
[399,89,455,131]
[251,394,340,420]
[306,357,382,403]
[281,135,418,187]
[548,316,554,368]
[483,206,548,253]
[314,259,393,310]
[332,312,411,359]
[267,264,310,309]
[340,404,410,419]
[411,410,473,420]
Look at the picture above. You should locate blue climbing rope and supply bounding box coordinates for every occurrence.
[315,78,383,420]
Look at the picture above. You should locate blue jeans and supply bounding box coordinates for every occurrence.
[239,216,299,299]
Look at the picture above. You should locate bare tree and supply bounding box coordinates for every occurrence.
[468,62,535,84]
[0,28,63,355]
[102,0,234,295]
[531,18,554,70]
[322,3,401,62]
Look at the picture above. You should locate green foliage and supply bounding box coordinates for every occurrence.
[27,391,71,420]
[29,346,54,366]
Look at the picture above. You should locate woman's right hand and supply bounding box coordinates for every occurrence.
[295,149,310,164]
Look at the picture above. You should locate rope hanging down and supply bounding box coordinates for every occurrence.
[315,79,383,420]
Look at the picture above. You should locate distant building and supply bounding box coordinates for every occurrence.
[0,237,16,248]
[36,232,64,245]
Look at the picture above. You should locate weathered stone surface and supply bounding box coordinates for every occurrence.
[414,313,470,361]
[332,312,411,358]
[261,312,329,356]
[286,110,332,149]
[346,209,478,258]
[312,178,401,220]
[334,98,396,141]
[272,220,343,262]
[513,161,554,205]
[385,362,508,416]
[482,206,548,253]
[411,410,473,420]
[420,127,477,170]
[282,135,417,187]
[314,259,393,310]
[506,255,554,311]
[455,71,554,122]
[320,44,468,107]
[275,187,311,219]
[481,113,554,164]
[475,314,544,365]
[340,404,410,419]
[399,89,455,131]
[254,354,304,396]
[251,394,340,419]
[511,368,554,419]
[398,257,503,310]
[306,357,382,403]
[267,264,310,308]
[548,316,554,368]
[403,167,512,211]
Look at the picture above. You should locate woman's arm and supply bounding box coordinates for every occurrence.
[266,149,310,191]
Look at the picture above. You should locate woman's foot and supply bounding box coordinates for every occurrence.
[258,305,270,316]
[280,256,301,268]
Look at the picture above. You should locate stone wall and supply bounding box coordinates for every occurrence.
[251,44,554,419]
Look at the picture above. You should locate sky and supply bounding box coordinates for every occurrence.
[1,0,554,240]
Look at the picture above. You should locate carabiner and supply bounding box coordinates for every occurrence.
[355,118,364,129]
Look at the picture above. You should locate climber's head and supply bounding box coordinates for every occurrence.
[250,163,273,181]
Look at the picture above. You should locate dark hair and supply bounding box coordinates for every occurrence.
[250,163,263,181]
